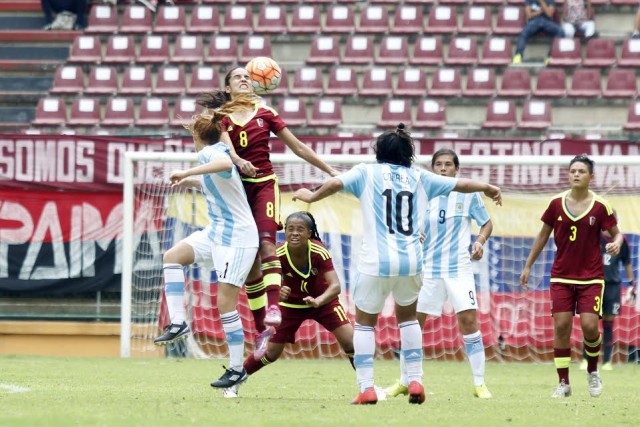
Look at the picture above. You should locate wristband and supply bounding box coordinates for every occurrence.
[476,235,487,245]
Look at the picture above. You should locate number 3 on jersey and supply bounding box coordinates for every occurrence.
[382,189,414,236]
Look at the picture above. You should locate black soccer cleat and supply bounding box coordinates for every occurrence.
[153,322,191,346]
[210,366,249,389]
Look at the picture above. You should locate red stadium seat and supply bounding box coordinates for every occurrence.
[518,100,552,130]
[395,68,428,97]
[206,36,238,64]
[120,66,153,95]
[222,5,252,34]
[623,100,640,131]
[360,67,393,96]
[171,35,204,64]
[459,6,491,35]
[289,5,321,34]
[85,66,118,95]
[482,100,516,129]
[410,36,443,66]
[102,97,135,127]
[86,4,118,34]
[277,98,307,127]
[429,68,462,97]
[32,97,66,126]
[414,99,446,129]
[533,68,567,98]
[307,36,341,65]
[50,66,85,95]
[68,35,102,63]
[342,36,375,65]
[425,6,457,34]
[445,37,478,66]
[153,5,187,33]
[463,68,496,97]
[480,37,513,66]
[187,66,220,95]
[136,97,170,127]
[567,69,601,98]
[583,38,617,68]
[325,67,358,96]
[188,5,219,33]
[377,36,410,65]
[102,35,136,64]
[239,36,273,63]
[137,34,170,64]
[323,4,355,33]
[390,5,424,34]
[619,39,640,67]
[67,97,101,127]
[308,99,342,127]
[357,5,389,34]
[289,67,323,96]
[120,4,153,34]
[170,98,198,127]
[254,4,287,34]
[493,6,525,35]
[378,99,412,128]
[603,68,637,98]
[549,38,582,67]
[498,68,531,97]
[154,65,186,96]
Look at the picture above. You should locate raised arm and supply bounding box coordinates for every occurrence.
[454,178,502,206]
[292,177,343,204]
[277,128,340,177]
[519,223,553,290]
[303,270,341,308]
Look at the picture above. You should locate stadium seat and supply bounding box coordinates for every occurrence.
[360,67,393,96]
[205,36,238,64]
[378,99,412,128]
[102,97,135,127]
[567,68,602,98]
[50,66,85,95]
[289,5,321,34]
[533,68,567,98]
[445,37,478,66]
[222,5,252,34]
[85,66,118,95]
[463,68,496,97]
[187,66,220,95]
[619,39,640,67]
[390,5,425,34]
[323,4,355,33]
[120,66,153,95]
[603,68,637,98]
[342,36,375,65]
[308,99,342,127]
[377,36,410,65]
[623,100,640,131]
[549,38,582,67]
[187,5,219,33]
[68,35,102,63]
[67,97,101,127]
[325,67,358,96]
[479,37,513,66]
[289,67,323,96]
[306,36,341,65]
[171,35,204,63]
[170,98,198,127]
[583,38,617,68]
[429,68,462,97]
[277,98,307,127]
[518,100,552,130]
[459,6,492,35]
[254,4,287,34]
[395,68,428,97]
[32,97,66,126]
[498,68,531,97]
[425,6,457,34]
[102,35,136,64]
[410,36,443,66]
[357,5,389,34]
[137,34,170,64]
[413,99,446,129]
[493,6,525,35]
[86,4,118,34]
[153,5,187,33]
[136,98,170,127]
[120,4,153,33]
[239,36,273,63]
[154,65,186,96]
[482,100,516,129]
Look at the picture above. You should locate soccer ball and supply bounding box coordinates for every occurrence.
[245,57,282,95]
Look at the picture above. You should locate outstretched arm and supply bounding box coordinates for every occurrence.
[169,157,232,186]
[292,178,343,203]
[519,223,553,290]
[454,178,502,206]
[277,128,340,177]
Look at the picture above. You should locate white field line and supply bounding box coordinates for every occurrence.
[0,383,30,394]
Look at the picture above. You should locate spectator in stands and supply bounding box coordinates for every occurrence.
[633,6,640,38]
[137,0,174,14]
[562,0,596,39]
[513,0,565,64]
[41,0,87,30]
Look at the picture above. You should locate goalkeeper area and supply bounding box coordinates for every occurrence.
[122,152,640,363]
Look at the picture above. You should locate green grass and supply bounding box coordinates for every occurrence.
[1,356,639,427]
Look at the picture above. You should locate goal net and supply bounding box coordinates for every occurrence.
[122,151,640,364]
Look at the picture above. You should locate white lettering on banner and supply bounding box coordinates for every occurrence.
[493,300,545,340]
[0,201,34,278]
[20,202,68,280]
[107,141,192,184]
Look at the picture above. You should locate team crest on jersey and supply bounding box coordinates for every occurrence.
[257,118,264,128]
[589,216,596,226]
[455,203,463,213]
[311,268,318,276]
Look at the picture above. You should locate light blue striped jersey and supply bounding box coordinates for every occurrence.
[339,163,457,277]
[197,144,258,248]
[422,192,490,278]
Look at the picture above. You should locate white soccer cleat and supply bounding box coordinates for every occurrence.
[223,384,239,399]
[551,380,572,398]
[588,371,603,397]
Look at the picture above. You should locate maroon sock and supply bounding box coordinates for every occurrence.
[243,353,277,375]
[554,348,571,384]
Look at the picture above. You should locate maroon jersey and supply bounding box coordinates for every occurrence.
[541,190,617,285]
[220,102,287,179]
[275,239,336,307]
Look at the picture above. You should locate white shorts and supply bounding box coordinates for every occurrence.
[181,228,214,266]
[418,270,478,316]
[212,245,258,287]
[353,273,422,314]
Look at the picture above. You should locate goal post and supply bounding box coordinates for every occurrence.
[121,152,640,361]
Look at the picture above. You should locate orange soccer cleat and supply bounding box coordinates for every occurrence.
[351,387,378,405]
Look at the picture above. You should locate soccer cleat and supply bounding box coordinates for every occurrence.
[264,305,282,327]
[587,371,603,397]
[474,383,493,399]
[351,387,378,405]
[222,384,239,399]
[551,380,572,398]
[384,380,409,397]
[601,362,613,371]
[211,366,249,389]
[253,326,276,360]
[408,381,425,404]
[579,359,588,371]
[512,54,522,64]
[153,322,190,345]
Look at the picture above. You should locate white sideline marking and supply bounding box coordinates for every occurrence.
[0,383,30,394]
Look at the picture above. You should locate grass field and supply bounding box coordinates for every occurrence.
[1,355,639,427]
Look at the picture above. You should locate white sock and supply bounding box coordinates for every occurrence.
[221,311,244,370]
[163,263,185,325]
[399,320,423,384]
[463,331,485,386]
[354,323,375,392]
[399,352,407,386]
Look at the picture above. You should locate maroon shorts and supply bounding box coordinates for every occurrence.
[271,300,351,344]
[550,282,604,316]
[242,175,281,244]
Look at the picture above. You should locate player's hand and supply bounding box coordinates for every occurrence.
[303,296,320,308]
[471,241,484,260]
[605,241,621,256]
[623,282,636,305]
[169,170,188,186]
[484,185,502,206]
[237,159,257,178]
[519,268,530,291]
[279,285,291,301]
[329,168,340,178]
[292,188,314,203]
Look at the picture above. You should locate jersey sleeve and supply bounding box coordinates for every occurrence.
[600,204,617,232]
[197,144,233,179]
[265,106,287,134]
[540,199,556,226]
[420,170,457,199]
[338,163,367,197]
[469,193,491,226]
